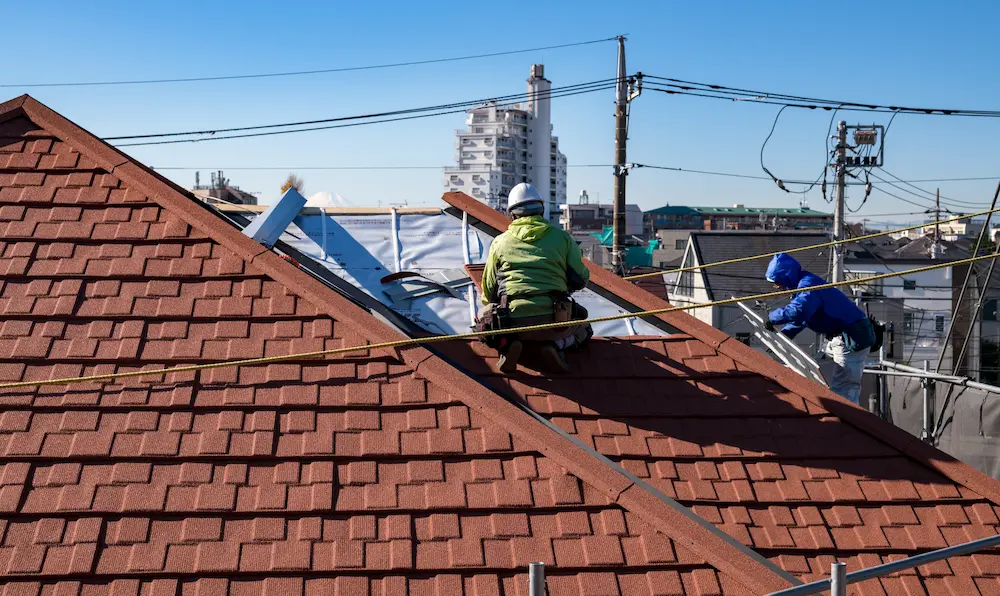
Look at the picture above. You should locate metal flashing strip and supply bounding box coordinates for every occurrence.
[390,207,401,273]
[624,316,637,336]
[436,348,803,588]
[242,187,307,247]
[381,271,474,304]
[462,211,478,327]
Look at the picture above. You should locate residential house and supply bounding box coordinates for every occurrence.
[668,231,831,355]
[4,95,1000,593]
[559,203,643,236]
[845,256,980,375]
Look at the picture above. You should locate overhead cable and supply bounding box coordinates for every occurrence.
[3,37,619,88]
[868,171,983,210]
[113,83,616,147]
[153,164,611,171]
[877,167,984,208]
[644,76,1000,117]
[106,79,615,140]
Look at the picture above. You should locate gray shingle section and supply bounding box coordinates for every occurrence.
[690,232,831,301]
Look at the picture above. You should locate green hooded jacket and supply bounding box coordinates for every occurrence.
[481,215,590,318]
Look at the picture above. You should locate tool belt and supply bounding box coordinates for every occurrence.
[824,317,877,353]
[475,292,581,348]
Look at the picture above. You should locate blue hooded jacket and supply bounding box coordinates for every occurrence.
[766,253,866,339]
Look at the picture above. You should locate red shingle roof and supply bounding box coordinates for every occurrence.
[4,94,1000,594]
[0,97,810,594]
[444,191,1000,595]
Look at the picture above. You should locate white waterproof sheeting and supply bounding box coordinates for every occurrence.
[263,211,666,337]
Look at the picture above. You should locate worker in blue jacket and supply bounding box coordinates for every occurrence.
[764,253,876,404]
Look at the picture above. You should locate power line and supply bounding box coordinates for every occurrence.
[630,163,995,189]
[867,170,985,210]
[644,76,1000,118]
[108,80,615,144]
[3,37,619,88]
[632,163,772,181]
[105,79,615,141]
[154,164,611,171]
[148,161,995,190]
[869,183,936,210]
[849,211,931,218]
[877,167,985,208]
[113,83,616,147]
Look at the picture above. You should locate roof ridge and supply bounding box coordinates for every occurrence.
[441,192,1000,511]
[5,96,795,593]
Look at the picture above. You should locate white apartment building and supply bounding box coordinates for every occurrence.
[444,64,567,222]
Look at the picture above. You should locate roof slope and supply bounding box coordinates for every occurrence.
[446,192,1000,595]
[0,97,800,594]
[689,232,831,301]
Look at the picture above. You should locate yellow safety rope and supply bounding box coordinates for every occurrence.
[623,205,1000,282]
[2,252,997,390]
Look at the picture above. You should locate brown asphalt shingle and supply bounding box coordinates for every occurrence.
[0,96,796,595]
[446,191,1000,595]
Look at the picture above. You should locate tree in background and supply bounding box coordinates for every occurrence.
[281,174,304,195]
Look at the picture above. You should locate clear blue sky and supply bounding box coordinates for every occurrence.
[5,1,999,225]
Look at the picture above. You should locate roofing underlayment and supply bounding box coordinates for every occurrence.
[1,95,1000,594]
[226,204,665,338]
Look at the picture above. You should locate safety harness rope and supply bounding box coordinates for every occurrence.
[2,252,996,390]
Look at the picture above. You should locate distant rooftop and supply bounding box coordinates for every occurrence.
[647,205,831,216]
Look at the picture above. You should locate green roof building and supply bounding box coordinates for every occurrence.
[645,203,833,232]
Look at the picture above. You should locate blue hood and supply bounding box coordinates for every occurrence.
[765,253,802,288]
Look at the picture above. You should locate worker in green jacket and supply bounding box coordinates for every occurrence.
[478,183,593,373]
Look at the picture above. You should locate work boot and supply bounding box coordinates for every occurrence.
[537,343,571,374]
[497,340,523,374]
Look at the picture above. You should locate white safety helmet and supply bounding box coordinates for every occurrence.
[506,183,545,216]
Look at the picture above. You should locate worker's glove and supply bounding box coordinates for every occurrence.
[764,321,776,333]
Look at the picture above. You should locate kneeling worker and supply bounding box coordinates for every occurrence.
[764,253,875,404]
[478,183,593,373]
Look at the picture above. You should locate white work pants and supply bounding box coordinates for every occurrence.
[823,336,867,405]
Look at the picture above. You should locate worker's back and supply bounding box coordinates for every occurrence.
[767,253,865,335]
[794,271,866,333]
[482,215,588,318]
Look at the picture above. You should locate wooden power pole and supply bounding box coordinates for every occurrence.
[612,36,628,271]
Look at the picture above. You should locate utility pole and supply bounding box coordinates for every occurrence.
[832,121,848,284]
[931,188,941,259]
[612,35,628,272]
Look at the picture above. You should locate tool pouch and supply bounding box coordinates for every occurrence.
[553,299,573,323]
[475,304,512,349]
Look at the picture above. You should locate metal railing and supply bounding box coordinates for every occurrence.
[865,358,1000,442]
[767,533,1000,595]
